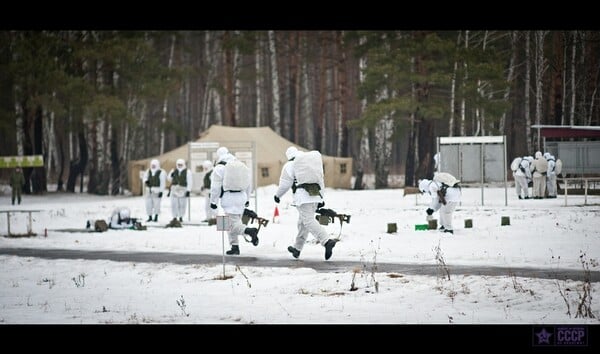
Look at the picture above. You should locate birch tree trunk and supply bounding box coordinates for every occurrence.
[268,30,281,134]
[45,107,58,183]
[354,35,369,190]
[477,31,489,136]
[295,35,302,143]
[335,31,346,157]
[534,30,548,150]
[405,57,417,187]
[561,32,567,125]
[570,30,576,126]
[201,31,222,127]
[500,31,517,133]
[302,37,314,149]
[234,32,241,125]
[316,33,327,151]
[374,86,392,189]
[449,32,461,137]
[255,33,262,127]
[579,31,587,123]
[160,34,176,154]
[525,31,532,153]
[588,65,599,125]
[460,30,469,136]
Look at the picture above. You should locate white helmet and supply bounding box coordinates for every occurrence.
[202,160,213,171]
[119,208,131,220]
[418,179,431,193]
[216,147,229,158]
[176,159,186,169]
[150,159,160,170]
[286,146,299,161]
[223,153,236,163]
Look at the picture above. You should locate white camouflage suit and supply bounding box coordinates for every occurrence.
[544,152,557,197]
[274,148,332,252]
[419,179,461,232]
[513,157,532,199]
[210,152,252,247]
[167,159,193,220]
[142,159,166,221]
[530,151,547,199]
[201,160,217,222]
[108,207,134,229]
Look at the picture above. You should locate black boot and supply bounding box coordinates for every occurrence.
[226,245,240,255]
[147,216,153,222]
[287,246,300,259]
[154,215,158,222]
[324,239,338,260]
[245,227,259,246]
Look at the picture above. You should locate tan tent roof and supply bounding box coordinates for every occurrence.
[128,125,353,195]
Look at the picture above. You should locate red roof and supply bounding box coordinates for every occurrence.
[531,125,600,138]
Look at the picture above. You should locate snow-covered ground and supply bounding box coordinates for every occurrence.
[0,184,599,324]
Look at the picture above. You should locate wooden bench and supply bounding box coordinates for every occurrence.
[0,209,43,236]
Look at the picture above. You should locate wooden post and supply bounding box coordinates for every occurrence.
[27,211,33,235]
[428,219,438,230]
[387,223,397,233]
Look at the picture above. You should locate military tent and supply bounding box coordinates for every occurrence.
[128,125,353,195]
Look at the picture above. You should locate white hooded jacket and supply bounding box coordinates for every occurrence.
[143,159,166,195]
[275,151,325,206]
[168,159,193,197]
[210,153,250,214]
[419,179,461,211]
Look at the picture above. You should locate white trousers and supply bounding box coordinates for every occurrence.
[293,203,330,251]
[514,175,529,198]
[171,196,187,219]
[227,214,248,246]
[533,175,546,198]
[145,194,162,216]
[546,174,557,196]
[439,201,457,231]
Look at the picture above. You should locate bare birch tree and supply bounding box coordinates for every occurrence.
[570,30,577,126]
[449,32,461,137]
[255,32,262,127]
[202,31,222,128]
[500,31,517,133]
[268,30,281,134]
[301,33,314,149]
[534,30,548,150]
[460,30,469,136]
[525,31,532,152]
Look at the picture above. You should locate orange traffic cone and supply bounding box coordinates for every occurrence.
[273,206,280,223]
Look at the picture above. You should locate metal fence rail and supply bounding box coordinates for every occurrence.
[558,177,600,206]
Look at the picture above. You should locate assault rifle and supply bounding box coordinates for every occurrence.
[315,208,351,233]
[437,188,447,205]
[243,208,269,230]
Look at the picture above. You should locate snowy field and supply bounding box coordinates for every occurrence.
[0,184,599,325]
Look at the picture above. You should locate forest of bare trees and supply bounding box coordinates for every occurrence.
[0,31,598,194]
